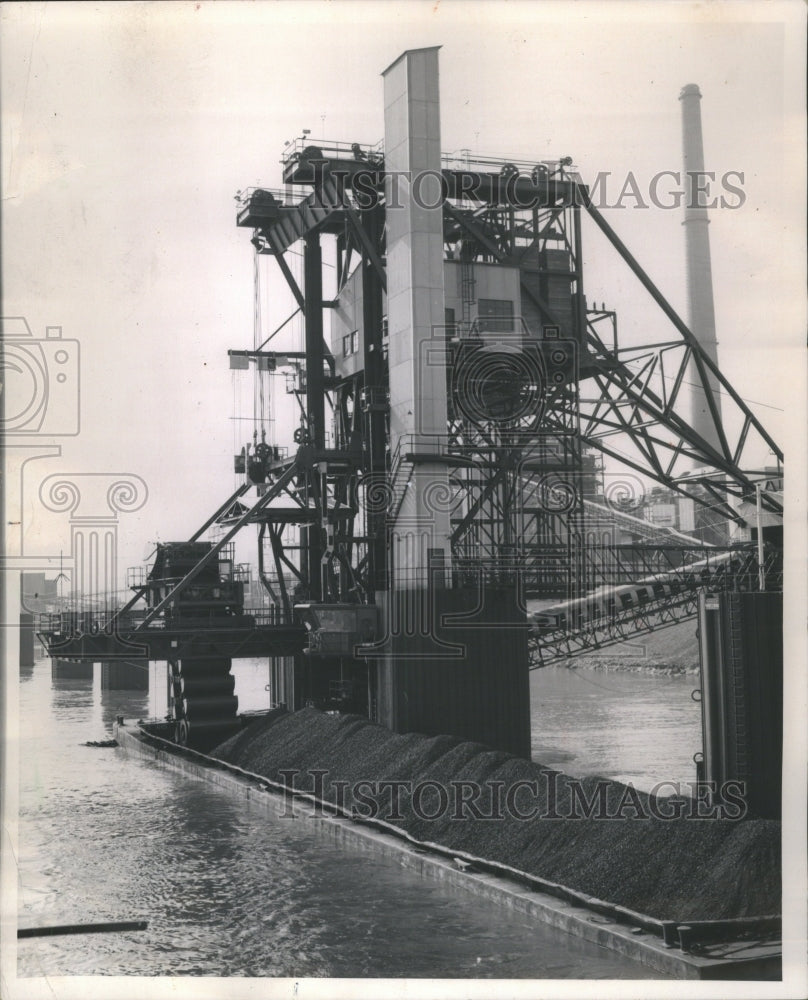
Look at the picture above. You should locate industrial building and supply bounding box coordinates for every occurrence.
[40,47,783,816]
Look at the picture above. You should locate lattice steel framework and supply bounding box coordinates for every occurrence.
[41,148,783,669]
[230,148,783,618]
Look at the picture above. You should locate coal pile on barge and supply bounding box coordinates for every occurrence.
[212,708,780,923]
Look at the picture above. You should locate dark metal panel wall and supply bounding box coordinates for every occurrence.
[269,655,296,710]
[698,590,782,819]
[735,591,783,819]
[100,659,149,690]
[19,612,35,668]
[375,585,531,758]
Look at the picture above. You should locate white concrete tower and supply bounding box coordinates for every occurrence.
[382,47,452,584]
[680,83,723,454]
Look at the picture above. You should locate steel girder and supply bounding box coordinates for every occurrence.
[246,165,782,529]
[233,159,783,630]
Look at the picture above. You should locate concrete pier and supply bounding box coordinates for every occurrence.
[19,613,35,667]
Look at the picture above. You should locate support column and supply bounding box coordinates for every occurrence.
[51,657,93,680]
[303,234,326,601]
[382,46,452,586]
[304,234,325,449]
[375,47,531,758]
[19,612,35,668]
[361,204,389,592]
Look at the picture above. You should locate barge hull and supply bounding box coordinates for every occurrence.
[113,719,781,981]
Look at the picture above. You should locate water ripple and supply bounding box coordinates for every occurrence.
[16,658,665,980]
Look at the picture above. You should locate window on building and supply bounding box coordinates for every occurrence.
[444,307,456,339]
[381,316,388,360]
[342,331,359,357]
[477,298,514,333]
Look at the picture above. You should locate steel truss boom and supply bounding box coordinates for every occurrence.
[528,593,701,668]
[574,197,782,521]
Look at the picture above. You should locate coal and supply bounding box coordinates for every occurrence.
[213,708,780,922]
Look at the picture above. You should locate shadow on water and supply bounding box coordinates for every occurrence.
[99,687,150,730]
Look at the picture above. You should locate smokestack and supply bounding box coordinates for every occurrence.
[679,83,722,453]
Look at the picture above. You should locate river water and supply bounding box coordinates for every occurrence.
[13,654,686,980]
[531,665,703,791]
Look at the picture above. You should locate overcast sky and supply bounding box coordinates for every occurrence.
[2,0,805,585]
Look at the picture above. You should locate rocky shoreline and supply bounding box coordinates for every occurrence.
[561,659,699,675]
